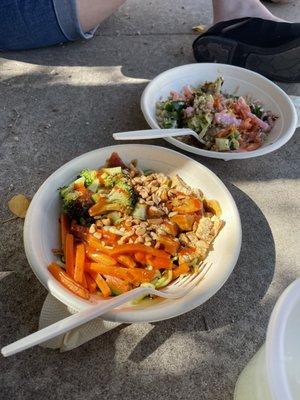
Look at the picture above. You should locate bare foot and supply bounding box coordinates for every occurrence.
[212,0,286,24]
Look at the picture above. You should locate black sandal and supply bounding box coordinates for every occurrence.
[193,18,300,82]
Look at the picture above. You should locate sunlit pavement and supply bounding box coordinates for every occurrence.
[0,1,299,399]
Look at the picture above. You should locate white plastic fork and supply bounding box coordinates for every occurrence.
[112,128,204,143]
[1,262,211,357]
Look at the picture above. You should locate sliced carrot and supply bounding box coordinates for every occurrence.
[74,243,86,285]
[104,275,131,294]
[60,213,69,256]
[82,271,88,289]
[89,263,155,285]
[172,262,190,279]
[48,263,90,300]
[65,233,75,278]
[85,234,112,254]
[157,235,180,255]
[101,230,120,245]
[117,255,136,268]
[88,198,107,217]
[86,248,117,265]
[88,270,111,297]
[134,252,147,264]
[110,243,168,258]
[86,273,97,293]
[178,247,196,256]
[146,255,173,269]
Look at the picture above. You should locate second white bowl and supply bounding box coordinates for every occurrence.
[141,63,298,160]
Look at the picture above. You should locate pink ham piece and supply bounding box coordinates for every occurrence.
[183,85,194,100]
[170,91,182,101]
[247,112,270,131]
[214,110,241,127]
[236,97,270,131]
[184,106,194,118]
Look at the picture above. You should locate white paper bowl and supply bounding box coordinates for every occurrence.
[24,145,241,323]
[141,63,299,160]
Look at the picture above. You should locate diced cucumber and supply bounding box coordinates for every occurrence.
[107,211,122,223]
[74,177,85,187]
[131,283,155,304]
[230,138,240,150]
[215,138,230,151]
[91,192,102,203]
[132,203,147,220]
[150,270,162,286]
[155,270,173,289]
[88,178,99,193]
[102,167,122,176]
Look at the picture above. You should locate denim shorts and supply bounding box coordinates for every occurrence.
[0,0,96,51]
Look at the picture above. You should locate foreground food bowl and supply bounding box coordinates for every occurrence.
[24,144,241,323]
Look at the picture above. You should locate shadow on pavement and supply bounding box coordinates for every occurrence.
[128,183,275,362]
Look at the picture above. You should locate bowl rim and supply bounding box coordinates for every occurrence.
[266,278,300,400]
[141,63,298,160]
[24,144,242,323]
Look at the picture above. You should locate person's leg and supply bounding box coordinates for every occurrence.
[76,0,126,32]
[212,0,285,24]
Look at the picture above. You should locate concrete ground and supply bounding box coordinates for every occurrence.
[0,1,299,399]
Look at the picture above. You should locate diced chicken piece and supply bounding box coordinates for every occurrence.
[195,216,224,244]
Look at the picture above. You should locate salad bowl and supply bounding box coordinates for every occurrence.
[24,145,241,323]
[141,63,299,160]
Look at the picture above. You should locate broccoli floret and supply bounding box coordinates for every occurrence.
[80,169,98,187]
[59,185,94,225]
[100,173,117,188]
[107,179,138,212]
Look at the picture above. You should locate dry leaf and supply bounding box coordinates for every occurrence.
[8,194,30,218]
[192,24,206,33]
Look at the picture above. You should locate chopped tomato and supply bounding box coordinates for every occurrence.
[106,152,127,169]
